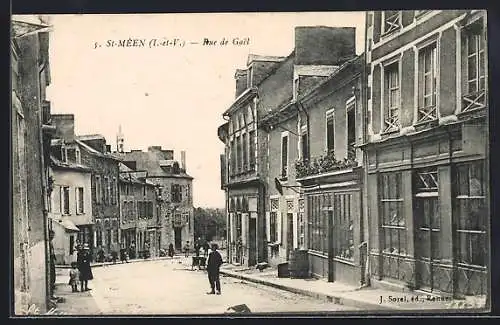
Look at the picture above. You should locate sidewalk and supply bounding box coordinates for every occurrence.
[219,264,487,313]
[51,270,102,315]
[56,255,182,269]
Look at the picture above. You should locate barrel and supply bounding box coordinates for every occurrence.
[288,249,309,278]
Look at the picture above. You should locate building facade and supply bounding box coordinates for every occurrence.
[363,10,489,297]
[48,154,93,265]
[12,16,55,314]
[119,146,194,252]
[119,162,160,258]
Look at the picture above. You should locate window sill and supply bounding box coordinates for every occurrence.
[381,28,401,39]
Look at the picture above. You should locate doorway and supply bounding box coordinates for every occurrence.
[174,227,182,251]
[248,217,257,266]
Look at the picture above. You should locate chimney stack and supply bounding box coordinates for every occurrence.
[51,114,75,142]
[181,151,186,171]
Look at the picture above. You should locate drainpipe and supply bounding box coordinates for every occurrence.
[38,59,53,310]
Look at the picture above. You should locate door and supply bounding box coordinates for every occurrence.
[174,227,182,251]
[286,213,294,260]
[248,217,257,266]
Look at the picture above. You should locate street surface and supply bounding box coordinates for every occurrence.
[87,257,359,314]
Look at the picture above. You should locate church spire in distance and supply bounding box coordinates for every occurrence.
[116,124,124,153]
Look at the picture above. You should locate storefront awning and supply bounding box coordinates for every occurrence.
[54,219,80,232]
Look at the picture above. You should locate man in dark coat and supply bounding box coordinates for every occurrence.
[77,243,94,291]
[206,243,223,295]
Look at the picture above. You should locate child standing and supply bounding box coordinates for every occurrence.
[68,262,80,292]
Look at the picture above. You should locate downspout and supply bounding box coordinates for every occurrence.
[38,59,52,310]
[361,13,371,288]
[222,114,231,262]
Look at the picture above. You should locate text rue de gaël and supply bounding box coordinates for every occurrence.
[93,37,250,49]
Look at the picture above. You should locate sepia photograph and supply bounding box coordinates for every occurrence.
[10,10,490,316]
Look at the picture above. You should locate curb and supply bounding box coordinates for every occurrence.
[219,270,394,311]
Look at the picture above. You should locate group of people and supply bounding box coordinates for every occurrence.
[68,242,94,292]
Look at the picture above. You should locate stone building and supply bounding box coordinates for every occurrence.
[48,149,93,265]
[12,16,55,314]
[119,162,160,258]
[363,10,489,297]
[118,145,194,252]
[219,26,357,267]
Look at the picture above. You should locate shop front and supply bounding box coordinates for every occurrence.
[298,167,365,287]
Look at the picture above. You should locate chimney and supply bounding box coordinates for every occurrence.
[294,26,356,66]
[148,146,162,152]
[234,69,248,98]
[51,114,75,142]
[181,151,186,171]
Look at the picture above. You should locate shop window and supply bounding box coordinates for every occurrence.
[380,172,406,255]
[308,195,327,254]
[270,198,279,243]
[334,193,354,261]
[455,161,487,267]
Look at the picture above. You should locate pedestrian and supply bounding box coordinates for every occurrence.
[183,241,190,258]
[97,246,105,263]
[68,262,80,292]
[48,229,57,299]
[203,240,210,257]
[77,243,94,291]
[120,246,129,263]
[168,243,175,258]
[206,243,223,295]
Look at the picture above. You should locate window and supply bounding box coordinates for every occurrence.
[300,125,309,161]
[62,186,70,215]
[417,43,438,122]
[270,198,279,243]
[102,177,107,203]
[95,176,101,204]
[334,193,354,261]
[230,139,236,175]
[462,19,487,112]
[298,199,305,249]
[69,235,75,255]
[414,168,440,261]
[66,148,76,163]
[147,201,154,218]
[293,78,299,100]
[281,132,289,180]
[455,161,487,267]
[236,135,242,173]
[380,173,406,255]
[326,109,335,154]
[171,184,182,203]
[242,132,248,171]
[307,195,327,254]
[61,146,67,163]
[76,187,84,214]
[346,100,356,160]
[110,178,116,205]
[382,11,401,35]
[249,131,256,170]
[384,62,400,132]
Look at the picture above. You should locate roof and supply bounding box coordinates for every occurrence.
[50,155,92,172]
[76,134,106,141]
[75,139,122,161]
[247,54,286,65]
[121,151,194,180]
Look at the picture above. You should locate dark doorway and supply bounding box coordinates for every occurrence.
[174,227,182,251]
[248,217,257,266]
[286,213,294,260]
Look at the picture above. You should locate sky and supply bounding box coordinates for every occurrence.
[43,12,366,209]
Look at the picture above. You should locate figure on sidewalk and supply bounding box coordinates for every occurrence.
[77,243,94,292]
[120,245,129,263]
[183,241,191,258]
[206,243,223,295]
[68,262,81,292]
[96,246,105,263]
[168,243,175,259]
[48,230,57,299]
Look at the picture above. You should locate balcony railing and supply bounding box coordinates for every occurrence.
[295,151,358,179]
[417,105,437,123]
[462,90,487,113]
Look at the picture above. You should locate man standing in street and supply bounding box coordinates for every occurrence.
[48,230,56,299]
[206,243,223,295]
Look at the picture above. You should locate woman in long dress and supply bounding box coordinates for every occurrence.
[77,243,94,291]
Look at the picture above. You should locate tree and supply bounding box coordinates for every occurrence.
[193,207,226,241]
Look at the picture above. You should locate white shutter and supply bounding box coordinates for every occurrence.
[265,212,270,242]
[229,213,234,242]
[241,213,247,246]
[277,212,282,244]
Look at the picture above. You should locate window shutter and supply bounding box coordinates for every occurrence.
[266,212,270,242]
[60,186,63,213]
[241,213,247,246]
[75,188,78,213]
[277,212,283,243]
[229,213,235,242]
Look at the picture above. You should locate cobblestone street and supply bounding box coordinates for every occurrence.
[60,258,359,315]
